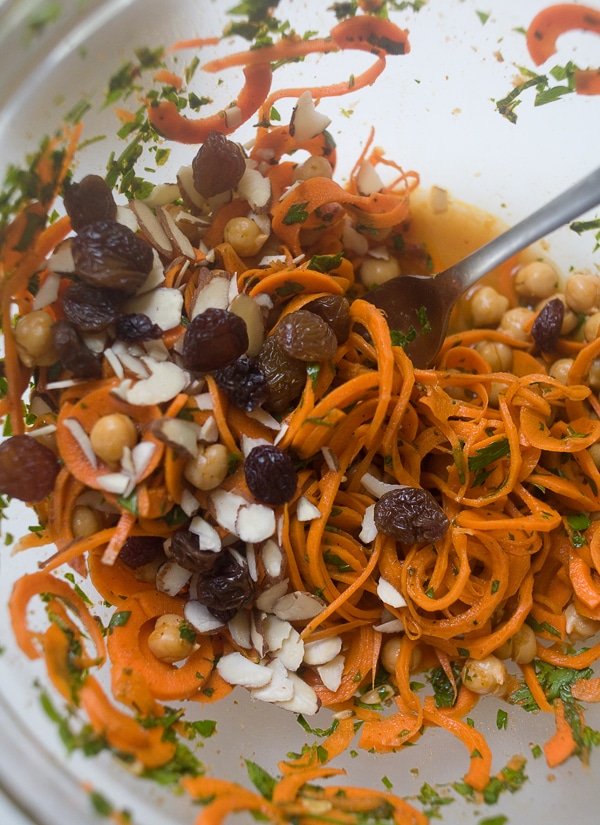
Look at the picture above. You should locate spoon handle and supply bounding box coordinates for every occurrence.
[441,165,600,295]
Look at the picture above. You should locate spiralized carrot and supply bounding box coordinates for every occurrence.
[3,7,600,824]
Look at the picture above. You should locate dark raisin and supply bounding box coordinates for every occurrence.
[71,220,154,294]
[213,356,268,411]
[170,528,222,573]
[115,313,164,342]
[63,175,117,232]
[0,435,59,501]
[62,281,123,333]
[304,295,351,344]
[274,310,338,361]
[244,444,298,505]
[119,535,165,568]
[182,308,248,372]
[374,487,449,544]
[257,336,306,415]
[52,319,102,378]
[195,550,254,622]
[192,131,246,198]
[531,297,564,352]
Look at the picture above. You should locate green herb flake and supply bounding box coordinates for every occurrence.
[283,201,310,225]
[245,759,277,801]
[496,709,508,730]
[108,610,132,631]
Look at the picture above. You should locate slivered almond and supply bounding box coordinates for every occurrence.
[251,658,294,703]
[96,472,131,495]
[46,239,75,275]
[317,655,345,693]
[361,472,404,499]
[356,160,384,196]
[131,440,157,479]
[236,166,272,211]
[303,636,343,666]
[142,182,180,208]
[272,591,325,622]
[180,488,200,517]
[276,673,320,716]
[33,271,61,310]
[247,408,281,431]
[156,560,192,596]
[130,199,173,257]
[62,417,97,470]
[185,600,225,634]
[216,651,272,688]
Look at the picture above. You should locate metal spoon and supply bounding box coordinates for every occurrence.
[363,166,600,368]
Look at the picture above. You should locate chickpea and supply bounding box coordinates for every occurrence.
[495,624,537,664]
[14,310,58,368]
[548,357,574,385]
[184,442,229,490]
[536,293,578,335]
[564,603,600,641]
[147,614,196,664]
[223,217,268,257]
[470,286,510,328]
[292,155,333,182]
[71,505,102,539]
[589,442,600,471]
[514,260,558,301]
[565,271,600,314]
[497,306,535,342]
[381,635,402,674]
[461,654,507,696]
[360,256,400,288]
[89,413,138,465]
[473,341,513,372]
[584,311,600,342]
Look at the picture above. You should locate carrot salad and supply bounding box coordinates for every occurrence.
[1,3,600,823]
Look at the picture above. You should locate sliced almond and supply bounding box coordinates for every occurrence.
[251,658,294,703]
[273,626,304,672]
[246,542,258,582]
[216,651,272,688]
[177,165,208,211]
[33,271,61,310]
[236,166,272,211]
[191,273,231,319]
[229,293,265,356]
[131,440,157,479]
[317,655,345,693]
[110,342,150,379]
[136,250,167,295]
[142,182,181,208]
[185,599,225,634]
[247,408,281,431]
[303,636,343,666]
[123,286,184,331]
[158,206,197,259]
[95,472,131,495]
[46,238,75,275]
[373,618,404,634]
[150,417,201,458]
[130,199,173,257]
[241,434,270,458]
[262,613,293,653]
[235,503,276,543]
[359,504,378,544]
[356,160,384,196]
[296,496,321,522]
[272,591,325,622]
[210,489,247,533]
[180,488,200,517]
[361,472,404,499]
[250,611,268,658]
[377,577,407,609]
[188,515,222,552]
[290,90,332,142]
[228,609,252,649]
[260,539,284,580]
[112,359,188,406]
[116,204,139,232]
[255,578,290,612]
[155,560,193,596]
[276,672,320,716]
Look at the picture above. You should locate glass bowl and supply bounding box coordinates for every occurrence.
[0,1,599,824]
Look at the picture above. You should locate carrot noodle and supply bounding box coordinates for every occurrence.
[2,6,600,824]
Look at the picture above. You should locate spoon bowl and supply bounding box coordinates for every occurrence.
[364,166,600,368]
